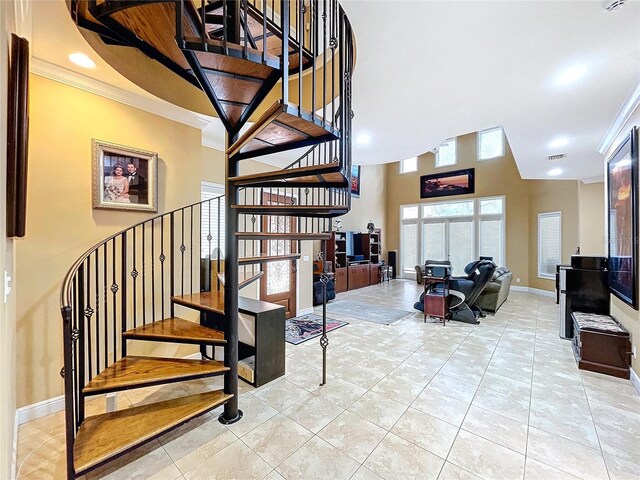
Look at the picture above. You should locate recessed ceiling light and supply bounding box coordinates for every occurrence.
[548,168,563,177]
[554,64,587,86]
[549,137,569,149]
[69,53,96,69]
[356,133,371,145]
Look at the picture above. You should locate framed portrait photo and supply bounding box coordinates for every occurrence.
[92,139,158,212]
[607,127,638,309]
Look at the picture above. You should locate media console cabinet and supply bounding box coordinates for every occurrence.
[325,229,383,293]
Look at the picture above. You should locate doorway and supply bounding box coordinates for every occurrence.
[260,192,297,318]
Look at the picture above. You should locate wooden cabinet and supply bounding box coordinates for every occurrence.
[322,229,384,294]
[335,267,347,293]
[369,263,380,285]
[326,231,348,272]
[572,312,631,379]
[356,229,382,264]
[348,264,370,290]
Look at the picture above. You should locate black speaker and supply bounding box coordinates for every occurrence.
[388,250,397,279]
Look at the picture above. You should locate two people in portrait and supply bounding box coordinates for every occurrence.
[104,162,147,204]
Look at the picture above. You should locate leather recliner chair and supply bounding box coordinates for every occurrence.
[414,259,497,324]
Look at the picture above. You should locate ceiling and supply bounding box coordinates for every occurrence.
[31,1,640,180]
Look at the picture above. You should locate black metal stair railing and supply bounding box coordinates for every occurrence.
[59,195,234,473]
[176,0,348,136]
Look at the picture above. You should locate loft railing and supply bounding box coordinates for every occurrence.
[176,0,352,129]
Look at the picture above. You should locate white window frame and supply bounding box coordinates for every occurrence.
[400,204,419,276]
[477,127,505,161]
[538,211,562,280]
[400,196,506,279]
[400,156,418,174]
[435,138,457,168]
[201,181,225,258]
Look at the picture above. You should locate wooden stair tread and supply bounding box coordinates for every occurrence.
[172,291,225,315]
[227,101,339,161]
[74,390,232,475]
[239,253,301,265]
[123,317,225,345]
[83,356,228,395]
[233,205,349,218]
[229,162,342,185]
[236,232,332,240]
[217,270,264,289]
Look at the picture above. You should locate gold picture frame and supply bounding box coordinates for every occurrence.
[92,139,158,212]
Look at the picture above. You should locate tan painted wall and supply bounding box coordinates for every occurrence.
[527,180,580,291]
[578,182,606,256]
[385,132,531,285]
[313,164,387,265]
[341,164,387,256]
[604,105,640,376]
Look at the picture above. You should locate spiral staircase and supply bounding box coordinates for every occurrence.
[60,1,355,478]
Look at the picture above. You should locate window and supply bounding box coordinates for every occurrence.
[400,157,418,174]
[201,182,225,258]
[435,138,456,167]
[538,212,561,279]
[401,196,506,278]
[402,205,419,219]
[478,127,505,160]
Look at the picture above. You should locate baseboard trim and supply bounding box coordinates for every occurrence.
[298,307,314,316]
[16,395,65,426]
[631,368,640,396]
[511,286,555,298]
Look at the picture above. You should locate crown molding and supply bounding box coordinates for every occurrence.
[599,80,640,155]
[581,175,604,184]
[30,56,214,131]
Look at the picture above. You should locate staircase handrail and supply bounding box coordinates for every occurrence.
[60,194,224,310]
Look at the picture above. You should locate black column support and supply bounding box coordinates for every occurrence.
[220,131,243,425]
[319,239,329,386]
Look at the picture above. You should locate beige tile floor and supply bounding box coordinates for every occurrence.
[16,280,640,480]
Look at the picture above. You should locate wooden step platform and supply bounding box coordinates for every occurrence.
[173,291,225,315]
[83,356,228,395]
[204,2,314,72]
[227,101,339,161]
[123,317,225,346]
[236,232,332,241]
[240,253,301,265]
[229,162,347,187]
[217,270,264,289]
[74,390,232,476]
[233,204,349,218]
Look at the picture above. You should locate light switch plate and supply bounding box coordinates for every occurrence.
[303,256,309,261]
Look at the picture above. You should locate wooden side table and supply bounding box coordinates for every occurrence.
[423,275,449,325]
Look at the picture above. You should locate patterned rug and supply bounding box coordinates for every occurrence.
[285,314,348,345]
[326,300,414,325]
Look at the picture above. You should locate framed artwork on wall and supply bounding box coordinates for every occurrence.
[6,34,30,238]
[607,126,638,309]
[420,168,475,199]
[350,165,360,198]
[92,139,158,212]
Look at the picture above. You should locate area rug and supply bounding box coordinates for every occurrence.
[285,314,348,345]
[326,300,414,325]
